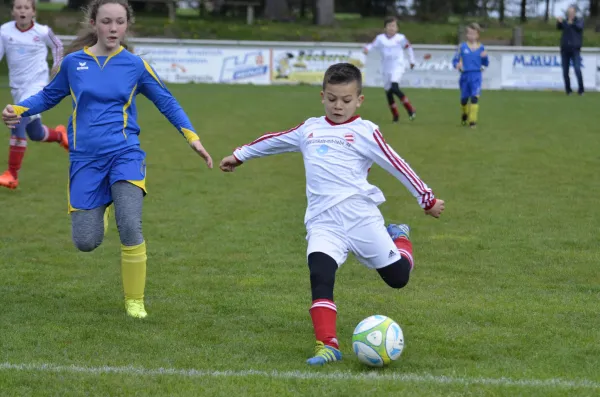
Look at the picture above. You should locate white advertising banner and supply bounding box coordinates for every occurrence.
[133,45,270,85]
[501,53,596,90]
[270,48,366,84]
[364,48,503,90]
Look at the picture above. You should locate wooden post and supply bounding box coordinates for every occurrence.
[247,4,254,25]
[168,0,176,22]
[512,26,523,46]
[457,25,466,44]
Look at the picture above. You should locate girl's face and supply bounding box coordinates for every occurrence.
[466,28,479,43]
[92,3,128,52]
[384,21,398,37]
[12,0,35,30]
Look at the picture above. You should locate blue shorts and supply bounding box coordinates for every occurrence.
[68,147,147,213]
[459,72,482,98]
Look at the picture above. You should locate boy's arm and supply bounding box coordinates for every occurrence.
[481,45,489,67]
[573,18,584,32]
[364,35,380,53]
[452,45,462,69]
[232,123,303,163]
[402,37,416,66]
[43,27,63,70]
[137,58,200,144]
[13,59,70,117]
[556,19,564,30]
[0,34,4,63]
[358,127,436,210]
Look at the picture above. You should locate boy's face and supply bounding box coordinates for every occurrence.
[321,81,364,124]
[12,0,35,28]
[466,27,479,43]
[384,21,398,37]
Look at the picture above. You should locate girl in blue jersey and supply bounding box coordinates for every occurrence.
[2,0,213,319]
[452,23,489,128]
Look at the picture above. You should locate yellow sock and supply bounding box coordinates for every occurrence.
[461,104,469,118]
[121,241,147,300]
[468,104,479,124]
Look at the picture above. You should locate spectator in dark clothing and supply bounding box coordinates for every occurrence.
[557,6,584,95]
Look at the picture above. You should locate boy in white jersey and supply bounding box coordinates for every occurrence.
[0,0,67,190]
[220,63,445,366]
[364,17,416,123]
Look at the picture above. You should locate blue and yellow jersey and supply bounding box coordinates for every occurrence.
[452,42,489,73]
[13,46,199,160]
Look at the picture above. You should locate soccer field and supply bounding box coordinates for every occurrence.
[0,84,598,396]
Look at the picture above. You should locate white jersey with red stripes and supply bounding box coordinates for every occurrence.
[0,21,63,91]
[233,115,436,224]
[365,33,415,73]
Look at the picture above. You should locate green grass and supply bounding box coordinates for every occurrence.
[0,85,599,396]
[1,3,598,45]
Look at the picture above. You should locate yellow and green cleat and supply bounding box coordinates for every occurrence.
[125,298,147,319]
[306,341,342,366]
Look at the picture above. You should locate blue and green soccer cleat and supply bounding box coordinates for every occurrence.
[386,224,410,241]
[306,341,342,366]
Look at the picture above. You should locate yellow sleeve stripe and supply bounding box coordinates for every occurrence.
[181,127,199,143]
[142,59,164,88]
[12,105,29,116]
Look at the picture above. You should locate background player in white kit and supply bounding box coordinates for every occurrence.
[364,17,417,123]
[220,63,445,366]
[0,0,67,190]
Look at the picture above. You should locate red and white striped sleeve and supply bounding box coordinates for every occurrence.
[233,122,304,163]
[400,34,416,65]
[43,27,63,69]
[359,126,436,210]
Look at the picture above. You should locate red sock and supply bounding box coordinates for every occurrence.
[310,299,339,349]
[390,103,399,118]
[8,137,27,179]
[401,96,415,114]
[43,125,62,142]
[394,237,414,270]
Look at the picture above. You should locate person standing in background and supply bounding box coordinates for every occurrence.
[557,5,584,95]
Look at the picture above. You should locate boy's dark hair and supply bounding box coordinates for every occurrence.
[384,16,396,27]
[322,63,363,93]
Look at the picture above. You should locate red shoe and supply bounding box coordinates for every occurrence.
[55,125,69,151]
[0,170,18,190]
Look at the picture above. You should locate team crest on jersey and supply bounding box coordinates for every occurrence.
[344,133,354,143]
[33,36,40,42]
[77,62,89,71]
[307,133,314,139]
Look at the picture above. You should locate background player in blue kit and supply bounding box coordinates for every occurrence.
[452,23,489,128]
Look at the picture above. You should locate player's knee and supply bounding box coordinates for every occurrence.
[470,96,479,104]
[116,213,143,246]
[377,258,411,289]
[72,232,103,252]
[308,252,338,300]
[461,98,469,106]
[25,118,45,141]
[385,90,394,104]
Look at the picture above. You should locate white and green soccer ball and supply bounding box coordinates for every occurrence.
[352,315,404,367]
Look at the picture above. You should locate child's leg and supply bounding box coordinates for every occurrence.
[468,96,479,126]
[308,252,339,349]
[390,82,415,117]
[26,116,69,151]
[386,89,399,122]
[71,205,109,252]
[378,224,414,288]
[112,180,147,319]
[0,119,28,189]
[461,97,470,125]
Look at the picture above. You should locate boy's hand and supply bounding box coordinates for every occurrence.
[190,140,213,169]
[480,51,488,57]
[410,63,415,70]
[557,16,563,23]
[363,48,369,55]
[2,105,21,129]
[220,155,243,172]
[425,199,445,218]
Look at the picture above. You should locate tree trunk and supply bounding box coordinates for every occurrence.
[499,0,505,23]
[544,0,550,22]
[591,0,600,18]
[264,0,290,20]
[315,0,334,26]
[520,0,527,23]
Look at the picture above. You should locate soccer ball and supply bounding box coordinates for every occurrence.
[352,315,404,367]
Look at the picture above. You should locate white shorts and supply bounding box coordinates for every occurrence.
[306,196,400,269]
[382,67,404,91]
[11,86,45,122]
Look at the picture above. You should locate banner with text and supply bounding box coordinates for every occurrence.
[270,48,366,84]
[364,48,503,90]
[134,45,270,85]
[501,53,596,90]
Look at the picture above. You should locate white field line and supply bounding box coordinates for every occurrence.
[1,362,599,390]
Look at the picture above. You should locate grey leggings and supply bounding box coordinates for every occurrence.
[71,181,144,251]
